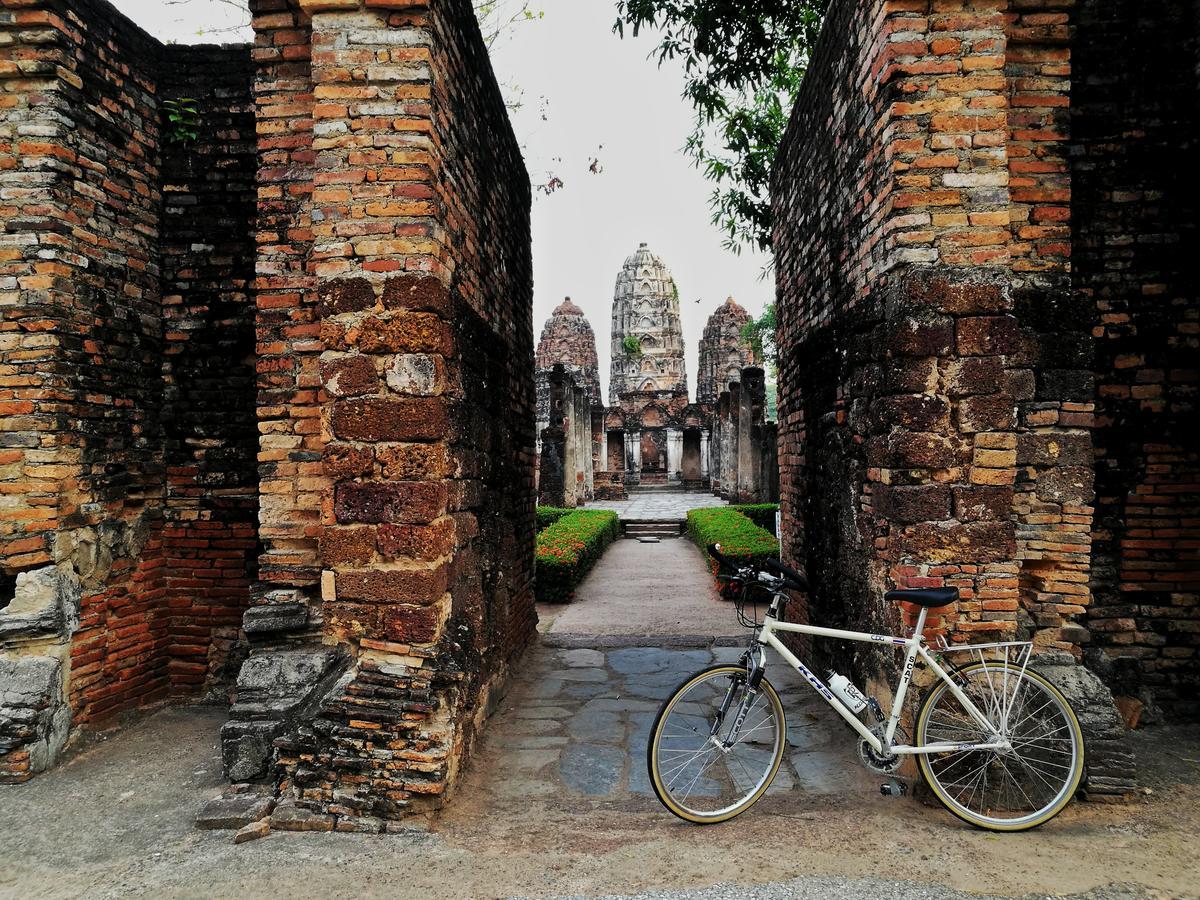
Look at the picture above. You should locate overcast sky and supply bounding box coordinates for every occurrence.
[109,0,773,402]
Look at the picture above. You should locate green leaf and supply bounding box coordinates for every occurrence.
[613,0,826,253]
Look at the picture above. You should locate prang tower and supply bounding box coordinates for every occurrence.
[608,243,686,404]
[696,296,760,404]
[535,297,602,405]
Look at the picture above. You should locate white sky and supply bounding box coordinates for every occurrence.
[109,0,773,402]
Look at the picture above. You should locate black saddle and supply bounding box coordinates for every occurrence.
[884,586,958,608]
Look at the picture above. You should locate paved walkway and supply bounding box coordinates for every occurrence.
[585,492,726,521]
[469,644,878,806]
[538,539,741,643]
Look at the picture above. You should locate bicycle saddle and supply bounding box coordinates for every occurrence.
[884,586,958,608]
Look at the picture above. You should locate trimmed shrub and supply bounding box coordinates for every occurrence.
[728,503,779,534]
[687,507,779,575]
[536,505,572,531]
[535,509,620,602]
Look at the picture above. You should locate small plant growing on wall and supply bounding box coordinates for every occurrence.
[164,98,200,145]
[622,335,643,357]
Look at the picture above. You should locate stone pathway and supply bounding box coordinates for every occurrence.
[538,539,740,642]
[472,644,879,807]
[585,492,727,522]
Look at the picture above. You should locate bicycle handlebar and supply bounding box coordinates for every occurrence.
[707,544,808,593]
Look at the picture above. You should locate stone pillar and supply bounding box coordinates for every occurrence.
[666,428,683,483]
[625,430,641,484]
[760,422,779,503]
[560,373,577,508]
[577,388,593,500]
[538,425,567,508]
[711,394,727,494]
[722,385,740,500]
[701,429,711,480]
[592,405,606,483]
[738,367,765,502]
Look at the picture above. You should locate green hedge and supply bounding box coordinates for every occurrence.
[535,509,620,602]
[728,503,779,534]
[536,506,572,531]
[687,507,779,575]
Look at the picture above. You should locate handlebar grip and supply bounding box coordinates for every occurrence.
[765,557,808,592]
[707,543,731,570]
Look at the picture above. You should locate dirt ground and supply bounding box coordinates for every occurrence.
[1,652,1198,899]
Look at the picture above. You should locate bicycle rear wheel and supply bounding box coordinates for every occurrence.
[647,664,786,824]
[916,662,1084,831]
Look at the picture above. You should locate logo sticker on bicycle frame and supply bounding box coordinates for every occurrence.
[795,660,834,702]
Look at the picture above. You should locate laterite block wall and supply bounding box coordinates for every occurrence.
[770,0,1200,797]
[0,0,256,781]
[254,0,535,828]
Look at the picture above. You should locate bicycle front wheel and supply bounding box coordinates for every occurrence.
[916,662,1085,831]
[647,664,786,824]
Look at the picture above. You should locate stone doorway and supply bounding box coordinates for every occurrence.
[607,430,625,472]
[640,429,665,473]
[681,428,702,483]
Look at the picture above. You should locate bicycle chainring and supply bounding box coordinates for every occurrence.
[857,723,905,775]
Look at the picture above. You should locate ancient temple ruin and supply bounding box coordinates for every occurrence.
[534,245,777,504]
[1,0,536,825]
[534,299,601,507]
[772,0,1197,797]
[1,0,1193,830]
[697,297,758,405]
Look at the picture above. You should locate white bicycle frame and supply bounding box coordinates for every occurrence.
[756,604,1015,757]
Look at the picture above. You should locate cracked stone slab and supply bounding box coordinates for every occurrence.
[556,648,605,668]
[270,799,334,832]
[196,794,275,830]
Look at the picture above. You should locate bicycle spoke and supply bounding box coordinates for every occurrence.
[920,664,1081,829]
[650,667,783,820]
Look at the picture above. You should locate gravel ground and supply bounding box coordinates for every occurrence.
[534,877,1160,899]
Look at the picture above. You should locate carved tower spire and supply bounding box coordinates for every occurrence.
[608,243,686,404]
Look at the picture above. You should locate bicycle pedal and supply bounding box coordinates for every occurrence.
[879,780,907,797]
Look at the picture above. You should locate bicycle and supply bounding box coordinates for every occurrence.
[646,544,1085,832]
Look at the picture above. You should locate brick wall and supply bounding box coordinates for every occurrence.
[1075,0,1199,722]
[262,0,534,827]
[772,0,1028,659]
[771,0,1151,795]
[159,47,259,693]
[248,0,321,628]
[1,0,256,778]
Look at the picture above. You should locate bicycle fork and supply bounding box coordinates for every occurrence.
[711,650,766,750]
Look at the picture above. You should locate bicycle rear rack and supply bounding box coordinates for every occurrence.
[933,637,1033,734]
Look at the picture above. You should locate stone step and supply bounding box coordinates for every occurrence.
[623,522,683,538]
[627,483,680,494]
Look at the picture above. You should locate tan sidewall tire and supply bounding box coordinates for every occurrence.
[648,665,786,825]
[916,662,1085,832]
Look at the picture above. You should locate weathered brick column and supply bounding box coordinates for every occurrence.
[248,0,534,827]
[249,0,321,634]
[772,0,1135,796]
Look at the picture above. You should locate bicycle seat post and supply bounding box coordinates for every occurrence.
[911,605,929,642]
